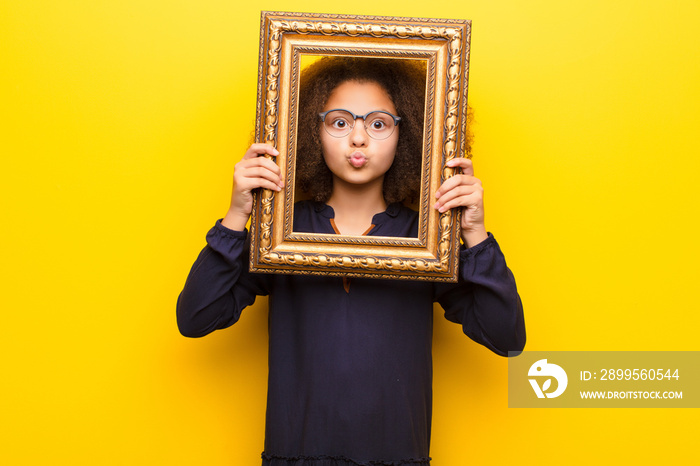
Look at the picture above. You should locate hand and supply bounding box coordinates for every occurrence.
[433,157,488,247]
[222,143,284,231]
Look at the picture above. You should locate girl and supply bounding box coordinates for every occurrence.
[177,57,525,466]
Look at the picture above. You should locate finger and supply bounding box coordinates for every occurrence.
[242,143,280,160]
[435,190,483,213]
[445,157,474,176]
[240,165,282,181]
[235,173,283,193]
[434,174,481,199]
[434,185,482,211]
[238,155,282,175]
[236,156,284,187]
[237,166,284,190]
[242,177,284,192]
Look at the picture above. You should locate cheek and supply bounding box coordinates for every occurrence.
[319,131,333,158]
[320,132,343,169]
[384,134,399,163]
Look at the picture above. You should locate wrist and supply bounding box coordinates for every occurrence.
[222,209,250,231]
[461,226,488,248]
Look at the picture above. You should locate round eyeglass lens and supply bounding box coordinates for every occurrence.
[324,110,354,137]
[364,112,395,139]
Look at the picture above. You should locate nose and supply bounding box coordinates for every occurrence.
[349,117,369,146]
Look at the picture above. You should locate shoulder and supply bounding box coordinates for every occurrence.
[293,200,332,220]
[370,203,419,237]
[293,200,335,234]
[387,203,418,221]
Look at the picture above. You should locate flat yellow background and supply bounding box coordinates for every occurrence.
[2,1,698,465]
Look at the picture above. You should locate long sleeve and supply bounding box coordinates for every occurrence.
[435,233,526,356]
[176,220,270,338]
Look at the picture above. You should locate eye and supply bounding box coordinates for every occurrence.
[331,118,350,129]
[369,119,387,131]
[367,113,394,132]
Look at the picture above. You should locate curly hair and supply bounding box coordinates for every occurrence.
[295,56,429,204]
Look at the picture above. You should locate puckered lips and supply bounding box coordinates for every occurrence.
[348,151,368,168]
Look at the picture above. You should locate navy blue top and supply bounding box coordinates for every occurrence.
[177,201,525,465]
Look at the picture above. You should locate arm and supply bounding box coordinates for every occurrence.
[176,143,283,337]
[433,157,525,355]
[435,236,526,356]
[176,223,268,337]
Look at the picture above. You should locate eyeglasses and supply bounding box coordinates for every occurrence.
[318,109,401,140]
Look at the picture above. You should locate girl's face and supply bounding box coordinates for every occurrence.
[320,80,399,190]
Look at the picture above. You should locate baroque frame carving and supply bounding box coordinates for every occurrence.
[249,11,471,282]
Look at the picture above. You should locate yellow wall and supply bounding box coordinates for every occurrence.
[2,1,698,464]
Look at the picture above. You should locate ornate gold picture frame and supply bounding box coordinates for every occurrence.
[249,11,471,282]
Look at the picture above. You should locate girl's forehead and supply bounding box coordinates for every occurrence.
[324,80,396,113]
